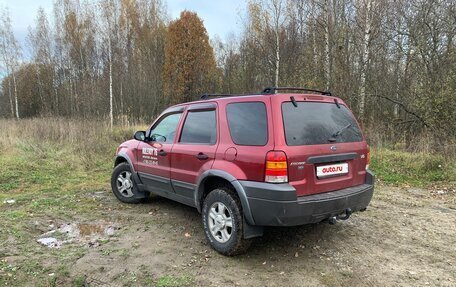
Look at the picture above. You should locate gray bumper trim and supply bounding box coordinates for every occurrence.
[240,171,375,226]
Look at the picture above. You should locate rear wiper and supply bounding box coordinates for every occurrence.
[328,123,352,142]
[290,96,298,107]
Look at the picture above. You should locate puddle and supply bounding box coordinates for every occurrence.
[37,237,62,248]
[37,222,118,248]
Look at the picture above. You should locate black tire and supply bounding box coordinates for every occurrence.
[202,188,251,256]
[111,163,143,204]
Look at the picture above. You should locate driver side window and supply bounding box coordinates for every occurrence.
[149,112,182,143]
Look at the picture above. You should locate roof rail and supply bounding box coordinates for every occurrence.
[262,87,332,96]
[200,93,260,100]
[200,94,236,100]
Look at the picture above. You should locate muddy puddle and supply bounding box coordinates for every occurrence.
[37,222,118,248]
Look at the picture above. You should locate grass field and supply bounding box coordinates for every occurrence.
[0,118,454,286]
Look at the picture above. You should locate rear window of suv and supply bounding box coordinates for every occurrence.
[282,102,362,146]
[180,110,217,144]
[227,102,268,146]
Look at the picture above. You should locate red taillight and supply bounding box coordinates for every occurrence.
[366,146,370,170]
[265,151,288,183]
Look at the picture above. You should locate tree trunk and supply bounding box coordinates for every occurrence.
[12,69,19,119]
[394,27,402,117]
[120,81,124,116]
[273,0,282,87]
[7,76,14,117]
[109,36,113,130]
[275,28,280,87]
[324,0,331,91]
[359,0,372,120]
[310,0,318,78]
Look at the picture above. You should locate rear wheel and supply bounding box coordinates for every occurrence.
[111,163,143,204]
[202,188,251,255]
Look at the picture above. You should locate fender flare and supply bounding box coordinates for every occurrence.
[114,152,142,185]
[195,169,255,225]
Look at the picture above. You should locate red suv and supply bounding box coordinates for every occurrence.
[111,87,375,255]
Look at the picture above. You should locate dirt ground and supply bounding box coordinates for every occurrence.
[3,185,456,287]
[63,185,455,287]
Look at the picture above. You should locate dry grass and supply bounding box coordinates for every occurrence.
[365,123,456,155]
[0,117,147,155]
[0,117,453,187]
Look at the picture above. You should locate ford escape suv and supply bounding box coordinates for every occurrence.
[111,87,375,255]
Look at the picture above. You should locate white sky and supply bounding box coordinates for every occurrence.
[0,0,245,58]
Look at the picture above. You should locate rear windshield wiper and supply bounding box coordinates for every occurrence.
[328,123,352,142]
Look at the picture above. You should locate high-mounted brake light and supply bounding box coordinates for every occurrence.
[265,151,288,183]
[366,146,370,170]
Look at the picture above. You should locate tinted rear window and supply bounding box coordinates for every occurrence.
[282,102,362,145]
[180,110,217,144]
[227,102,268,146]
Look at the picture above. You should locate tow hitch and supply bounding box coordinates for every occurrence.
[328,208,352,225]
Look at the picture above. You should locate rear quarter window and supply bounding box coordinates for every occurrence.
[282,102,363,146]
[226,102,268,146]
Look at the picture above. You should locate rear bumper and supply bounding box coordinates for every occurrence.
[240,171,375,226]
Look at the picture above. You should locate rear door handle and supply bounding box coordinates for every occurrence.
[157,150,167,156]
[196,152,208,160]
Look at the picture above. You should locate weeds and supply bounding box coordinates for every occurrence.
[370,148,455,186]
[156,274,194,287]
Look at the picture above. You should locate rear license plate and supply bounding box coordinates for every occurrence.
[316,163,349,178]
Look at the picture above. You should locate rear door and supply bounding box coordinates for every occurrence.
[170,103,218,199]
[273,95,369,197]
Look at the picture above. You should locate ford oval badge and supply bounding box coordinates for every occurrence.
[330,145,337,151]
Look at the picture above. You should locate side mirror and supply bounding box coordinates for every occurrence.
[133,131,146,141]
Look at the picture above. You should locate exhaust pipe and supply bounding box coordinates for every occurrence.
[328,216,337,225]
[337,208,352,220]
[328,208,353,224]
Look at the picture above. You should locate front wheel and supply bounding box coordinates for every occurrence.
[202,188,251,255]
[111,163,143,204]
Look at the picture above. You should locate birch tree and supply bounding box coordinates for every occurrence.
[0,6,21,119]
[27,7,54,115]
[358,0,373,120]
[269,0,286,87]
[100,0,117,130]
[247,0,287,88]
[323,0,332,91]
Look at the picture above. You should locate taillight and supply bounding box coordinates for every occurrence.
[265,151,288,183]
[366,146,370,170]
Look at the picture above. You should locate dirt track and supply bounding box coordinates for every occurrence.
[65,185,456,287]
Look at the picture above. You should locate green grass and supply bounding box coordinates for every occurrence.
[72,275,88,287]
[155,274,194,287]
[0,119,139,286]
[370,148,455,186]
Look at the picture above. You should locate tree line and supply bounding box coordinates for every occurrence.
[0,0,455,146]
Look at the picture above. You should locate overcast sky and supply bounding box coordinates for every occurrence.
[0,0,245,58]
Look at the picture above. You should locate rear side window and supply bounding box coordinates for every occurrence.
[179,110,217,144]
[226,102,268,146]
[282,102,362,146]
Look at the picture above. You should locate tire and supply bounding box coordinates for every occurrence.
[111,163,143,204]
[202,188,251,256]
